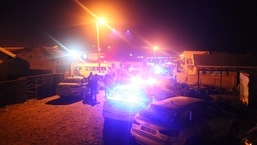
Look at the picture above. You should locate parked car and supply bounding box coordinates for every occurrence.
[102,85,153,122]
[241,124,257,145]
[56,76,88,98]
[130,96,238,145]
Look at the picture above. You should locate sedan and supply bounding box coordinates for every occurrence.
[56,76,88,98]
[130,96,238,145]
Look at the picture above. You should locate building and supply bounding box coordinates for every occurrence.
[0,47,30,81]
[175,51,257,89]
[239,71,257,108]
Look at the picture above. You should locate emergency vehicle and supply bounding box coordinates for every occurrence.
[73,62,110,77]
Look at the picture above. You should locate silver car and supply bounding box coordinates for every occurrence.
[130,96,238,145]
[56,76,88,98]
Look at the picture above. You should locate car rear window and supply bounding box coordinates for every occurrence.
[139,104,178,125]
[62,78,81,83]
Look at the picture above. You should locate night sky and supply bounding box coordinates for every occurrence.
[1,0,257,56]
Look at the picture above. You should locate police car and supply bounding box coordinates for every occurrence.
[102,85,153,121]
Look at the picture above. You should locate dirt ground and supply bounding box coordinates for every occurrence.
[0,90,256,145]
[0,91,106,145]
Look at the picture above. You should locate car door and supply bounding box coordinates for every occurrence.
[185,105,213,142]
[202,103,233,140]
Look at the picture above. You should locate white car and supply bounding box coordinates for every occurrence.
[102,85,153,122]
[56,76,88,98]
[130,96,238,145]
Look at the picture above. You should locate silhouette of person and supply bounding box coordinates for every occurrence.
[87,72,94,100]
[91,74,99,103]
[104,74,114,97]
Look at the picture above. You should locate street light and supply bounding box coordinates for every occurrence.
[153,46,158,58]
[96,18,105,73]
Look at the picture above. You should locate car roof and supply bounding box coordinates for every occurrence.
[66,76,84,79]
[113,85,145,90]
[151,96,205,109]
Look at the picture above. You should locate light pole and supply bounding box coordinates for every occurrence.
[96,22,100,73]
[96,18,105,73]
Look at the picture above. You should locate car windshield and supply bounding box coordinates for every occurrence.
[62,78,81,83]
[139,104,177,125]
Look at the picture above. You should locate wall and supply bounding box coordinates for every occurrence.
[15,47,56,73]
[239,73,249,105]
[174,73,236,89]
[180,51,209,74]
[0,53,8,81]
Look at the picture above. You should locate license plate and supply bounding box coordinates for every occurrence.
[141,126,156,135]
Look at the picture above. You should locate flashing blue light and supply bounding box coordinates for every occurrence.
[154,66,162,74]
[108,92,142,104]
[130,76,158,86]
[107,85,151,107]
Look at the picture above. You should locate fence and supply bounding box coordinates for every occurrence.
[0,73,64,107]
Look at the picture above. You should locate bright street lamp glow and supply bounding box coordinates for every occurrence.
[153,45,158,58]
[69,50,80,58]
[98,18,105,24]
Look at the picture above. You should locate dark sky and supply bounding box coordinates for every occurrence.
[1,0,257,55]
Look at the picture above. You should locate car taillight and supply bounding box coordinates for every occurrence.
[133,119,140,125]
[159,130,179,137]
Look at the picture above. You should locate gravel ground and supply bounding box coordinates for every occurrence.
[0,90,256,145]
[0,91,106,145]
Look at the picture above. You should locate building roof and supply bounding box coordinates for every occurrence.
[193,53,257,68]
[0,47,16,58]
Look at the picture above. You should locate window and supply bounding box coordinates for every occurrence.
[186,58,192,65]
[202,69,207,75]
[188,106,206,122]
[217,70,222,76]
[75,66,82,70]
[210,69,215,75]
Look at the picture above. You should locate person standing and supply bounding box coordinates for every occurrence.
[87,72,94,100]
[104,74,114,97]
[91,74,99,103]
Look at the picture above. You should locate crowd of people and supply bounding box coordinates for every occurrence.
[87,72,99,104]
[86,72,115,104]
